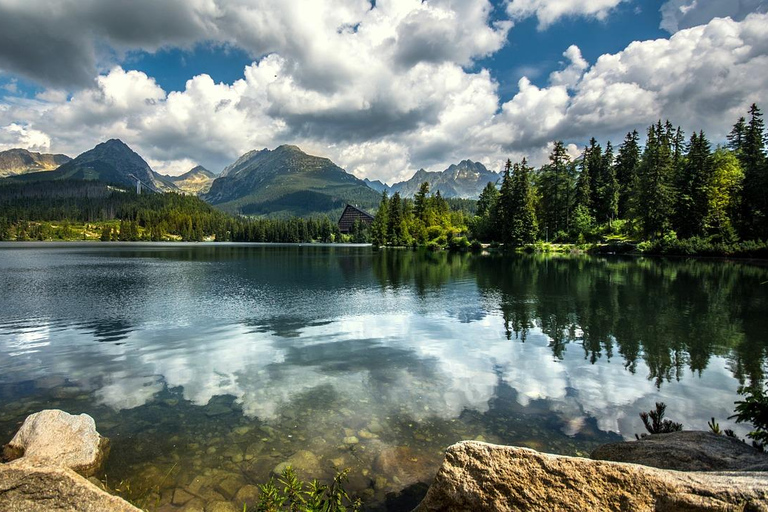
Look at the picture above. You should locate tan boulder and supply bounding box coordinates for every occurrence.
[0,457,140,512]
[414,441,768,512]
[2,409,109,477]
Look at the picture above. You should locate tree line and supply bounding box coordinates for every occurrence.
[0,181,354,243]
[468,104,767,251]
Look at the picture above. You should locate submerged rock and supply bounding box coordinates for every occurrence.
[591,430,768,471]
[414,441,768,512]
[0,458,140,512]
[2,409,109,477]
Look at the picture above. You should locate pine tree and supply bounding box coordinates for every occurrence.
[476,182,499,218]
[574,145,592,213]
[496,159,514,244]
[387,192,404,245]
[638,121,675,238]
[509,159,537,245]
[371,192,390,246]
[706,149,743,242]
[675,131,713,238]
[537,141,575,239]
[595,141,618,223]
[615,130,641,219]
[413,182,430,222]
[728,117,747,153]
[740,104,767,239]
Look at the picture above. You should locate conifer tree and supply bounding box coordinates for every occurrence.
[615,130,641,219]
[371,191,389,246]
[496,159,514,244]
[509,159,538,245]
[728,117,747,153]
[387,192,404,245]
[595,141,618,223]
[413,182,430,222]
[675,131,712,238]
[740,104,767,239]
[638,121,675,238]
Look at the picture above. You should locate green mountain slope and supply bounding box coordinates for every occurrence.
[204,145,381,217]
[9,139,178,192]
[0,148,71,177]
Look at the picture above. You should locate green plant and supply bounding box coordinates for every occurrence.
[254,466,361,512]
[708,417,722,435]
[640,402,683,435]
[730,384,768,447]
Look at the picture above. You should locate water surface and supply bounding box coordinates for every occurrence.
[1,243,766,510]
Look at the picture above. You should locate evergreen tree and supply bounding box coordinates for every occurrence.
[574,145,592,213]
[537,141,575,239]
[638,121,675,238]
[413,182,430,222]
[740,104,767,239]
[371,191,389,246]
[675,131,712,238]
[496,159,514,244]
[100,225,111,242]
[387,192,404,245]
[595,141,618,223]
[615,130,641,219]
[728,117,747,153]
[476,182,499,218]
[508,159,538,245]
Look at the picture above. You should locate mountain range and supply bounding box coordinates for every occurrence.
[10,139,179,192]
[0,148,71,178]
[203,144,381,217]
[0,139,496,217]
[386,160,500,199]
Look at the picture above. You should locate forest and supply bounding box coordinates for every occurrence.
[0,104,766,255]
[371,104,768,256]
[0,180,352,243]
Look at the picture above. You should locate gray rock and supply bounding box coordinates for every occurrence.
[2,409,109,477]
[0,458,140,512]
[591,431,768,471]
[414,441,768,512]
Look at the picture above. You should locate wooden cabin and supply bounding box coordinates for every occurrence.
[338,204,375,233]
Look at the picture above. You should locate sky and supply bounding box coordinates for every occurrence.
[0,0,766,183]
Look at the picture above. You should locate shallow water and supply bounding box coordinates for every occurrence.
[1,243,766,510]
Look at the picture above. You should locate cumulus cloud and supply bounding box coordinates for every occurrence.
[506,0,627,29]
[0,6,767,181]
[660,0,768,33]
[0,123,51,152]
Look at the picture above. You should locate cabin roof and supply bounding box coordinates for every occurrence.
[338,204,375,232]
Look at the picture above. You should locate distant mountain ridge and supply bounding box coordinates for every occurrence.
[204,145,381,217]
[165,165,215,194]
[10,139,179,192]
[380,160,500,199]
[0,148,71,177]
[202,145,379,216]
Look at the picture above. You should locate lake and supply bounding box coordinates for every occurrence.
[1,243,766,510]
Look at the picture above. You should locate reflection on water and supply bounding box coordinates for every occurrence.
[0,243,767,510]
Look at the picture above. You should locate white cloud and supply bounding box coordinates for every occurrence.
[0,8,767,182]
[0,123,50,152]
[660,0,768,33]
[506,0,627,29]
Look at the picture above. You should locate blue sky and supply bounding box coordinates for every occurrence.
[0,0,766,181]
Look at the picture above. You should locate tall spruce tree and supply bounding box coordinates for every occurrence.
[509,159,538,245]
[728,117,747,153]
[740,104,767,239]
[675,131,712,238]
[595,141,618,223]
[615,130,641,219]
[371,191,389,246]
[496,159,514,244]
[413,182,430,222]
[387,192,404,245]
[638,121,675,238]
[537,141,575,238]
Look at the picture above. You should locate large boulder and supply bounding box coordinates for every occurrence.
[2,409,109,477]
[0,457,140,512]
[414,441,768,512]
[591,431,768,471]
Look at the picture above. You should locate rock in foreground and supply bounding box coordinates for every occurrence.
[0,458,140,512]
[591,430,768,471]
[414,441,768,512]
[2,409,109,477]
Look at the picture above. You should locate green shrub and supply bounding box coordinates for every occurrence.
[730,384,768,448]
